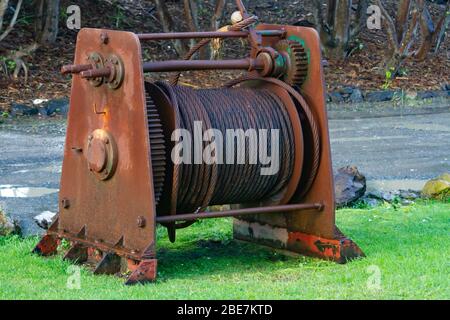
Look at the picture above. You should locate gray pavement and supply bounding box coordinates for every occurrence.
[1,111,449,235]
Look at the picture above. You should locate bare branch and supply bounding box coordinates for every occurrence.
[351,0,369,38]
[0,0,10,31]
[0,0,23,42]
[376,0,399,49]
[396,0,412,40]
[399,0,423,56]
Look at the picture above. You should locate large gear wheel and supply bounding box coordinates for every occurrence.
[146,92,167,205]
[275,40,309,87]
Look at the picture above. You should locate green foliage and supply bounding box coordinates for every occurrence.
[0,56,16,72]
[113,6,125,29]
[0,201,449,299]
[381,67,395,90]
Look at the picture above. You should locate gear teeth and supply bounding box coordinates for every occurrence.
[146,94,166,205]
[275,40,309,87]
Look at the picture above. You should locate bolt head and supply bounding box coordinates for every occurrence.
[100,32,109,44]
[61,198,70,209]
[137,216,146,228]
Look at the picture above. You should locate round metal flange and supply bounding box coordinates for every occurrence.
[87,52,104,87]
[105,54,125,90]
[86,129,118,181]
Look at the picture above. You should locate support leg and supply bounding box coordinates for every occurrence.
[125,259,158,285]
[32,234,59,256]
[93,252,122,275]
[63,243,88,264]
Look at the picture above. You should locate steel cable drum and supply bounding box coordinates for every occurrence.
[147,82,305,218]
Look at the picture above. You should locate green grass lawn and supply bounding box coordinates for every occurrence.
[0,200,449,300]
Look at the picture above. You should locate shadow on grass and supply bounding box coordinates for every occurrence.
[155,238,324,281]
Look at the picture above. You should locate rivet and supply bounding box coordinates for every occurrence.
[100,32,109,44]
[137,216,146,228]
[61,198,70,209]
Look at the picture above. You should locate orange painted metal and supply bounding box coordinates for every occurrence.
[233,24,364,262]
[44,29,157,265]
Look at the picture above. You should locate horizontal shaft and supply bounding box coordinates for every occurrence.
[156,203,324,223]
[137,30,284,41]
[143,58,264,73]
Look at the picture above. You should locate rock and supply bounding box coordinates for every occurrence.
[398,190,421,200]
[0,209,20,236]
[328,92,344,103]
[367,191,396,202]
[439,173,450,183]
[418,90,448,99]
[44,98,70,116]
[417,91,436,99]
[422,174,450,199]
[405,90,418,100]
[334,166,366,207]
[359,196,381,208]
[349,88,364,103]
[365,91,395,102]
[32,99,49,106]
[34,211,57,230]
[338,87,354,96]
[38,106,49,117]
[10,103,39,117]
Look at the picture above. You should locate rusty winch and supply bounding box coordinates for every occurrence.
[34,1,364,285]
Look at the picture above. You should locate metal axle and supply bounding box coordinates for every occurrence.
[156,203,324,223]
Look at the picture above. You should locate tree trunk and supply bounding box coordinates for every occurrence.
[323,0,352,60]
[415,6,435,61]
[351,0,368,38]
[0,0,23,43]
[35,0,60,44]
[416,1,450,60]
[0,0,9,31]
[211,0,226,31]
[155,0,188,55]
[396,0,411,41]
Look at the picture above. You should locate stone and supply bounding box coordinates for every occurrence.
[438,173,450,183]
[10,103,39,117]
[34,211,57,230]
[44,98,70,116]
[0,209,19,236]
[349,88,364,103]
[367,191,395,202]
[338,87,354,96]
[334,166,367,207]
[405,90,418,100]
[365,91,395,102]
[328,92,344,103]
[422,174,450,199]
[398,190,421,200]
[359,196,381,208]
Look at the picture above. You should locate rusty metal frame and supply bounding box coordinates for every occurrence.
[35,11,364,284]
[35,29,158,284]
[232,24,364,263]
